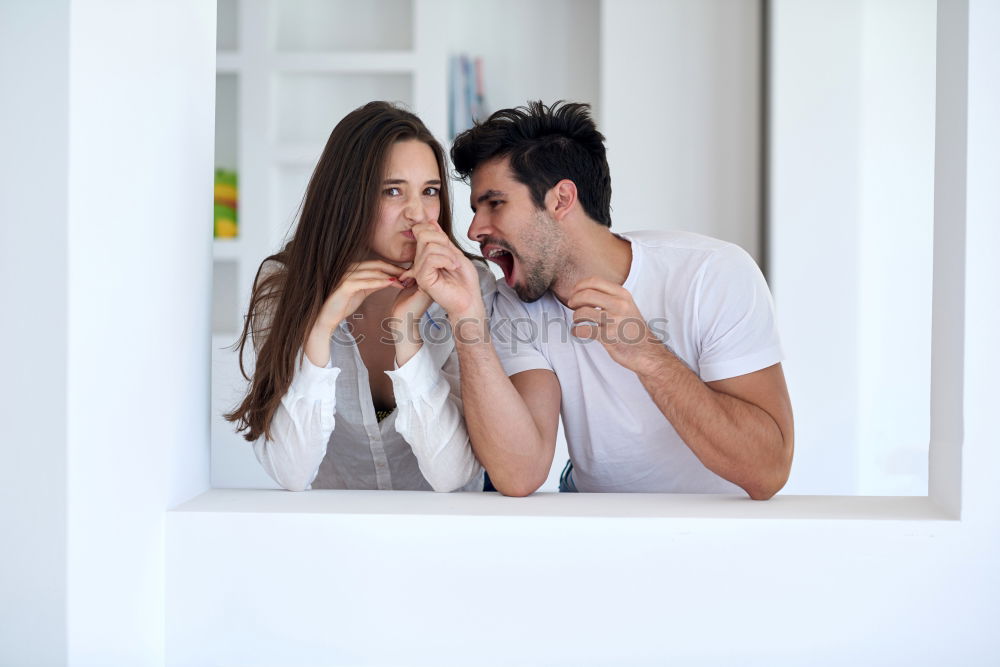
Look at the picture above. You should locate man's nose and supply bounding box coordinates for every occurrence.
[467,212,487,242]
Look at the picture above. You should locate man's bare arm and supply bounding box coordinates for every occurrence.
[453,316,561,497]
[403,221,560,496]
[569,277,793,499]
[637,357,793,499]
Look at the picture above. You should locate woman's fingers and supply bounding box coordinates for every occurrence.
[347,260,406,277]
[339,269,388,281]
[348,277,402,293]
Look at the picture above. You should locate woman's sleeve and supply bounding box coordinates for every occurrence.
[387,262,496,492]
[387,344,483,492]
[252,351,339,492]
[245,260,336,491]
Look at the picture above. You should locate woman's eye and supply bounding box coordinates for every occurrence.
[384,187,402,197]
[424,186,440,196]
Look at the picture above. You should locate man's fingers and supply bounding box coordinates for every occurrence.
[418,246,462,270]
[413,241,463,273]
[572,276,622,294]
[415,233,452,262]
[565,288,620,312]
[415,251,462,280]
[572,307,606,326]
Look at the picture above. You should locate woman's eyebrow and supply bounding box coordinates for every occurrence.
[383,178,442,185]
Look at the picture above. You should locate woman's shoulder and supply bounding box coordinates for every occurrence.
[257,257,287,285]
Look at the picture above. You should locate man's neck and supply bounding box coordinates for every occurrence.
[551,222,632,305]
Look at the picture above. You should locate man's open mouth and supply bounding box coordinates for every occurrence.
[483,244,516,286]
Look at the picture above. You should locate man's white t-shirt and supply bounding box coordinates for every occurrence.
[491,230,784,493]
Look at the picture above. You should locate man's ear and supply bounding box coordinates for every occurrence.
[546,179,578,221]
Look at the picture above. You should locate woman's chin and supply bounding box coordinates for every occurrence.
[373,249,414,267]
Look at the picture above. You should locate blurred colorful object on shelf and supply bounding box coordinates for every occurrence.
[214,169,238,238]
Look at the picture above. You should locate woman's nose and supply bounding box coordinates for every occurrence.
[404,195,426,223]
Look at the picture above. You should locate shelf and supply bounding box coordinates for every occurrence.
[267,52,417,73]
[211,258,240,336]
[213,239,242,261]
[274,71,413,144]
[214,73,239,171]
[217,0,239,52]
[216,52,243,73]
[273,0,413,53]
[272,143,323,165]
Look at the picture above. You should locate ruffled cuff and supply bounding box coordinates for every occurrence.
[385,344,440,403]
[290,353,341,400]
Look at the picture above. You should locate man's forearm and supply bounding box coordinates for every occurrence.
[635,348,790,499]
[453,317,552,496]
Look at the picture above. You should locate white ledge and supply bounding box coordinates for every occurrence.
[171,488,955,521]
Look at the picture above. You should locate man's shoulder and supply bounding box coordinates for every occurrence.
[622,229,740,256]
[623,229,756,278]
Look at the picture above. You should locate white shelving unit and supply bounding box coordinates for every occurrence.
[211,0,599,488]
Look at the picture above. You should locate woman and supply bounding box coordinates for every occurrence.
[225,101,492,492]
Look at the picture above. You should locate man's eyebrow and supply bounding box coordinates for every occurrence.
[475,189,506,204]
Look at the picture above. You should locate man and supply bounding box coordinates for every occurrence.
[406,101,793,498]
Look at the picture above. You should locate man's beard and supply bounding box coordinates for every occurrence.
[513,210,561,303]
[514,258,552,303]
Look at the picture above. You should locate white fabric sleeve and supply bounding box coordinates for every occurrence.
[385,262,496,492]
[489,282,553,377]
[387,343,483,492]
[695,244,785,382]
[252,351,339,491]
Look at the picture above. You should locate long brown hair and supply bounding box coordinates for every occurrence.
[225,101,465,442]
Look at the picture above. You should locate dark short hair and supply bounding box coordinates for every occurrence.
[451,101,612,227]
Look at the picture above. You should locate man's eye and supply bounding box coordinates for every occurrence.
[424,186,440,196]
[490,200,503,209]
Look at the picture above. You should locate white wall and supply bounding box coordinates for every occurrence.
[0,1,215,664]
[770,0,862,494]
[443,0,601,121]
[65,1,215,660]
[856,0,936,494]
[4,0,999,664]
[770,0,936,495]
[0,2,69,664]
[167,6,1000,661]
[601,0,762,260]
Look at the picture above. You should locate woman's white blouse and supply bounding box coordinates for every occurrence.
[252,263,495,492]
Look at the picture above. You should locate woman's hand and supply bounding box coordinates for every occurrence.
[387,279,431,366]
[404,221,484,320]
[305,260,404,367]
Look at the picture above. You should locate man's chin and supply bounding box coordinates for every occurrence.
[513,282,547,304]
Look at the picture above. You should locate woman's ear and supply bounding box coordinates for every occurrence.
[546,179,578,222]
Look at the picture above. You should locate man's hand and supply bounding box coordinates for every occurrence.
[566,277,667,372]
[402,221,485,320]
